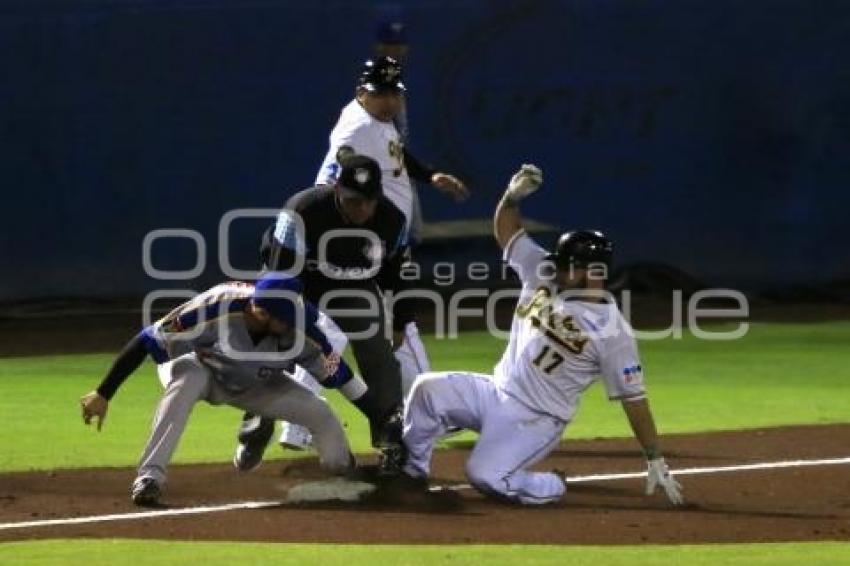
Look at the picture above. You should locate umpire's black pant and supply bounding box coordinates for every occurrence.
[319,285,402,421]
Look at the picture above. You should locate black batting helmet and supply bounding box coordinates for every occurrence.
[357,56,406,93]
[545,230,613,269]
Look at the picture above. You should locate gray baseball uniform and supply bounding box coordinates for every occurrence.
[131,283,353,487]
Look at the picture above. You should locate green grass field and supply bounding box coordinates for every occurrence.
[1,322,848,472]
[1,322,849,563]
[2,540,849,566]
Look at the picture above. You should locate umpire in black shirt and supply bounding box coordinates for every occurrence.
[237,153,412,474]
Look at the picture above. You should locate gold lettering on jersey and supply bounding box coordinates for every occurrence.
[516,286,589,354]
[388,139,405,177]
[515,286,551,318]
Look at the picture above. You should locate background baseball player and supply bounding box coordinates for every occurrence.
[400,164,684,505]
[80,274,367,505]
[371,19,423,245]
[276,56,468,451]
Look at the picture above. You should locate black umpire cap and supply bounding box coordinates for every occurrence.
[357,56,406,93]
[337,153,383,199]
[545,230,614,269]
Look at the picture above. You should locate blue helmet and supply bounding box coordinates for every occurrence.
[252,274,303,323]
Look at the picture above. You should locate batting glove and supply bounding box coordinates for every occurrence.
[505,163,543,201]
[646,457,684,505]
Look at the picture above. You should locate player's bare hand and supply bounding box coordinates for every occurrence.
[645,457,684,505]
[80,391,108,431]
[506,163,543,201]
[431,172,469,202]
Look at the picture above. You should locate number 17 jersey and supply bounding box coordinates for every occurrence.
[493,231,646,422]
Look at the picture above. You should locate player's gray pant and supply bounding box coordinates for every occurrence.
[136,353,352,486]
[403,371,567,505]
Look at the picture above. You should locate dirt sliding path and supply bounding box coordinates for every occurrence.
[1,425,849,545]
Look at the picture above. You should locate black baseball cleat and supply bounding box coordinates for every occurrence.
[377,443,407,477]
[237,414,275,445]
[372,409,403,447]
[233,415,275,472]
[131,477,162,507]
[370,408,407,476]
[233,442,265,472]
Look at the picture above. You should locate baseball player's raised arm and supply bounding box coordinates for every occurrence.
[494,164,543,250]
[494,193,523,250]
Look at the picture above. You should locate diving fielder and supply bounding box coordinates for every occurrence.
[400,165,685,505]
[80,274,366,506]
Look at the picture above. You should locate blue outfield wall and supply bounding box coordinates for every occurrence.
[1,0,849,299]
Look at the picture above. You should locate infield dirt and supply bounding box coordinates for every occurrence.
[2,425,849,544]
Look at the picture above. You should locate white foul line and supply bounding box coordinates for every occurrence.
[1,456,848,531]
[566,455,850,484]
[0,501,281,531]
[433,456,850,492]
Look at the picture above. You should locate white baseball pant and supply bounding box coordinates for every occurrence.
[402,371,567,505]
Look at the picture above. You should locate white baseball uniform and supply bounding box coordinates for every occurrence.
[402,231,645,504]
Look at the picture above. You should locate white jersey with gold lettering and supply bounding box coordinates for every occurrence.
[493,231,646,422]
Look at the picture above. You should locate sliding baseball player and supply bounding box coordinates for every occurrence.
[400,165,684,505]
